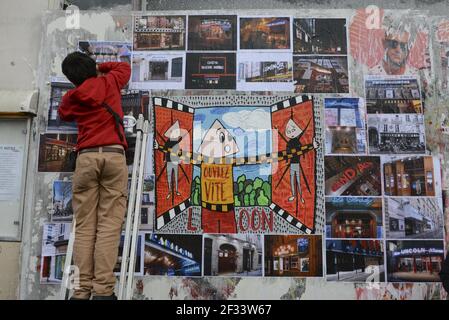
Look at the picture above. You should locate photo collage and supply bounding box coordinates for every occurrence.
[130,15,349,92]
[37,14,443,284]
[323,81,444,283]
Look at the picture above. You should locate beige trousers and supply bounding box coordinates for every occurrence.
[71,150,128,298]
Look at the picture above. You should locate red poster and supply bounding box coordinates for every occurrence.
[271,98,316,231]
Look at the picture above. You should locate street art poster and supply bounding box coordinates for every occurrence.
[324,98,367,155]
[40,223,71,284]
[143,233,202,276]
[326,239,385,282]
[236,52,293,91]
[185,53,237,89]
[293,56,349,93]
[240,17,291,50]
[153,95,319,235]
[133,15,186,51]
[131,52,185,90]
[203,234,263,276]
[51,180,73,222]
[386,240,445,282]
[325,197,383,239]
[324,156,382,197]
[78,40,132,64]
[47,81,76,132]
[188,15,237,51]
[264,235,323,277]
[293,18,347,55]
[349,10,431,79]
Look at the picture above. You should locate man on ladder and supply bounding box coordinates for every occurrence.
[58,52,131,300]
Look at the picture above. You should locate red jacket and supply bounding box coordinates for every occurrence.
[58,62,131,151]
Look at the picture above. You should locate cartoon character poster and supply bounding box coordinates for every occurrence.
[153,96,318,234]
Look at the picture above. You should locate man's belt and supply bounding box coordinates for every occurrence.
[79,146,125,155]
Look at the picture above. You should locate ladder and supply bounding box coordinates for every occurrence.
[59,114,150,300]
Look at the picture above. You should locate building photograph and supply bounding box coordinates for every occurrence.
[293,18,347,54]
[143,234,202,276]
[386,240,445,282]
[38,133,77,172]
[47,81,76,132]
[367,114,425,154]
[203,234,263,277]
[264,235,323,277]
[185,53,236,89]
[324,97,367,154]
[293,56,349,93]
[240,17,290,50]
[188,15,237,50]
[51,180,73,222]
[114,234,144,276]
[383,156,438,197]
[237,52,293,91]
[324,156,382,196]
[326,239,385,282]
[385,197,444,239]
[131,53,184,90]
[133,15,186,50]
[325,197,383,239]
[78,40,132,64]
[365,77,423,114]
[40,223,71,284]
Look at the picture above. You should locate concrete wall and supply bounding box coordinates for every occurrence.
[0,0,58,300]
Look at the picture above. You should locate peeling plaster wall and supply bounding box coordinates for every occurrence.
[15,3,449,300]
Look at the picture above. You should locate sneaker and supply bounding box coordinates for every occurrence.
[176,192,181,196]
[166,193,171,199]
[288,196,295,202]
[92,293,117,300]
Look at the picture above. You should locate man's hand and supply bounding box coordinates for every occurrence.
[313,138,319,149]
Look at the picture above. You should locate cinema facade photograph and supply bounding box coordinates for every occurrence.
[386,240,445,282]
[324,156,382,197]
[47,81,76,132]
[326,239,385,282]
[240,17,290,50]
[293,18,347,54]
[365,77,423,114]
[367,114,425,154]
[143,234,202,276]
[203,234,263,277]
[188,15,237,50]
[133,15,186,50]
[131,52,184,90]
[383,156,440,197]
[185,53,236,89]
[237,52,293,91]
[264,235,323,277]
[40,223,71,284]
[325,197,383,239]
[38,133,77,172]
[385,197,444,239]
[324,97,367,154]
[293,56,349,93]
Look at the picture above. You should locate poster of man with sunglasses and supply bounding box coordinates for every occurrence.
[369,22,419,76]
[350,12,431,80]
